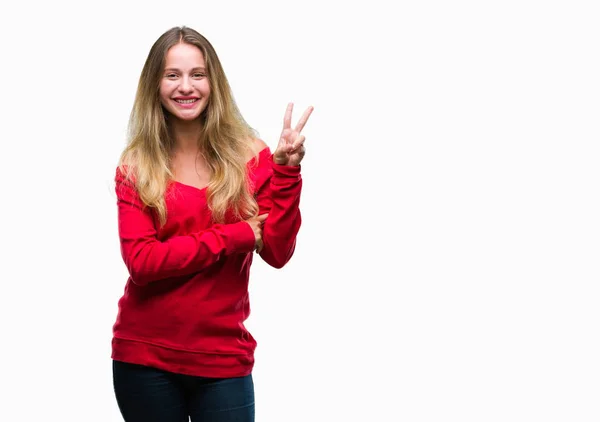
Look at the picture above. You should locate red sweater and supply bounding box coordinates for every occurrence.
[111,147,301,377]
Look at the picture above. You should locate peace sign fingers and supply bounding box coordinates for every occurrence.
[294,105,314,133]
[283,102,314,133]
[283,102,294,129]
[273,102,314,166]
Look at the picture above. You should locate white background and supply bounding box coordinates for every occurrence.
[1,0,599,421]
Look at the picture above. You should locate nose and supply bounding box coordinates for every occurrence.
[178,76,193,93]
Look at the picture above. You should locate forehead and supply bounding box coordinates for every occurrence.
[164,43,205,68]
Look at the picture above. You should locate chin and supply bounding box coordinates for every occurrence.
[172,109,204,121]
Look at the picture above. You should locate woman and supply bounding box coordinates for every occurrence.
[111,26,313,422]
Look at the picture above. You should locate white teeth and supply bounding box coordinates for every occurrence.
[175,99,197,104]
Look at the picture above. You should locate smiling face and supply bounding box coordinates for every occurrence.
[159,43,210,121]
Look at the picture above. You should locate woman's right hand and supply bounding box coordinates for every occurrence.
[273,102,313,167]
[246,213,268,253]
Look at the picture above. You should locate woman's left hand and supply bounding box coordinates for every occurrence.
[273,103,314,167]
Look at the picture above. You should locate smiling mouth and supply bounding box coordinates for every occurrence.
[174,99,198,104]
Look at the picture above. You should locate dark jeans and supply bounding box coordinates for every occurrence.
[113,360,255,422]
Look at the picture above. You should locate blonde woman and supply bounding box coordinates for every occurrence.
[111,26,313,422]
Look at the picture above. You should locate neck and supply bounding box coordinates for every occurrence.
[170,118,203,154]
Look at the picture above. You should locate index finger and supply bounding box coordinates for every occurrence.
[294,106,314,133]
[283,102,294,129]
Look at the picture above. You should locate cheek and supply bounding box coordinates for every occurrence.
[159,84,170,103]
[199,80,211,97]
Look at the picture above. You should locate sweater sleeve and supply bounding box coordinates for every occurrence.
[253,153,303,268]
[115,169,256,286]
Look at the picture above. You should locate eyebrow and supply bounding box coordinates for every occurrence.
[164,67,207,73]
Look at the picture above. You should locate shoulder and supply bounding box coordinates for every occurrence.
[252,137,269,152]
[115,164,138,192]
[115,164,132,180]
[248,137,270,157]
[246,137,271,164]
[246,138,272,188]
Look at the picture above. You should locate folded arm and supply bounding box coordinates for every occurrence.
[116,170,256,286]
[254,157,303,268]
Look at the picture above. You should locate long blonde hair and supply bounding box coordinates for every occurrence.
[119,26,259,225]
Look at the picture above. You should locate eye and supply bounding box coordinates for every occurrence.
[166,73,178,79]
[193,73,206,79]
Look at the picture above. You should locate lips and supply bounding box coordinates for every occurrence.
[171,97,201,110]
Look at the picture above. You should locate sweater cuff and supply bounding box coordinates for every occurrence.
[223,221,256,254]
